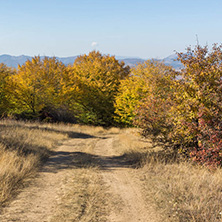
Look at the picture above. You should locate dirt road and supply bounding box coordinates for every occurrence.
[0,128,160,222]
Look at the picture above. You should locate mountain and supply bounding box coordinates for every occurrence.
[0,54,30,68]
[119,58,146,67]
[0,54,78,68]
[162,54,182,70]
[0,54,183,70]
[55,56,78,66]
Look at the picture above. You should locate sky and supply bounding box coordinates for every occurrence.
[0,0,222,59]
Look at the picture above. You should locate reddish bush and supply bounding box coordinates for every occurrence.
[189,106,222,167]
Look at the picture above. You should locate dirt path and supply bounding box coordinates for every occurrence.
[93,137,158,222]
[0,130,159,222]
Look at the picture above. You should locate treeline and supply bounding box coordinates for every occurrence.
[0,51,130,125]
[0,45,222,167]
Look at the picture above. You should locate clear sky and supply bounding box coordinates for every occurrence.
[0,0,222,59]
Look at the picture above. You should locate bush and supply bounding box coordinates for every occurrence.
[170,44,222,167]
[130,44,222,167]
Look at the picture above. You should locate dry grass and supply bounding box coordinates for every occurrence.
[117,128,155,166]
[0,119,109,220]
[49,133,109,222]
[121,130,222,222]
[0,119,114,209]
[0,119,68,208]
[142,161,222,222]
[50,167,108,222]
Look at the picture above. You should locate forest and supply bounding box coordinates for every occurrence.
[0,44,222,168]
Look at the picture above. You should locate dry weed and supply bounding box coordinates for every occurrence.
[121,135,222,221]
[0,120,68,208]
[142,161,222,222]
[119,129,222,221]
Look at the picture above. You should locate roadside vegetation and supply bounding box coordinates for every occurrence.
[0,120,68,209]
[123,139,222,222]
[116,44,222,168]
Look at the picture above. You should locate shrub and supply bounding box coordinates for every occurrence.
[170,44,222,167]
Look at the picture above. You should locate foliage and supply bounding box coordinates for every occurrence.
[0,46,221,167]
[189,106,222,167]
[114,75,148,126]
[134,61,176,139]
[115,60,175,129]
[117,44,222,167]
[170,44,222,167]
[67,51,130,125]
[0,64,15,116]
[0,52,129,125]
[9,56,69,120]
[135,95,173,140]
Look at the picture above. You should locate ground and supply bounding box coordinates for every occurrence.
[0,127,161,222]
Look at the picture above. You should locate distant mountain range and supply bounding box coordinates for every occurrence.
[0,54,182,70]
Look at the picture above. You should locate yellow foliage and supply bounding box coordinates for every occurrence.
[10,56,67,114]
[115,60,175,125]
[66,51,130,125]
[0,64,15,115]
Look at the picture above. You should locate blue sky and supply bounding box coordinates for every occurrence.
[0,0,221,59]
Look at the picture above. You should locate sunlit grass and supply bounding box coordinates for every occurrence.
[121,131,222,222]
[0,119,68,208]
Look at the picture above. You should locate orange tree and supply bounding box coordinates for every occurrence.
[66,51,130,125]
[170,44,222,167]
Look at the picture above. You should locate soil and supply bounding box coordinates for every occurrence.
[0,130,160,222]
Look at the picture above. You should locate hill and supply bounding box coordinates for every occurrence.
[0,54,182,69]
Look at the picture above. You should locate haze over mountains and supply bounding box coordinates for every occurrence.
[0,54,182,70]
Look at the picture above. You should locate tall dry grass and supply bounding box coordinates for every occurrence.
[142,160,222,222]
[0,120,68,208]
[121,130,222,222]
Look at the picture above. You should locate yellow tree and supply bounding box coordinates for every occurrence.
[0,63,15,116]
[115,60,175,127]
[10,56,67,118]
[67,51,130,125]
[114,75,148,126]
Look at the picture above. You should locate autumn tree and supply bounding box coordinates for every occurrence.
[114,75,147,126]
[0,63,15,116]
[115,60,176,129]
[67,51,130,125]
[10,56,69,120]
[170,44,222,166]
